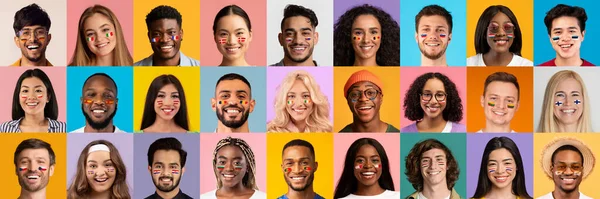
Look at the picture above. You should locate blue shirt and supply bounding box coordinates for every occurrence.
[277,193,325,199]
[134,51,199,66]
[0,117,66,133]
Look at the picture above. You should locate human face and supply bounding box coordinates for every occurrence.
[14,25,51,63]
[353,145,382,187]
[420,78,447,120]
[416,15,451,60]
[551,150,583,193]
[486,12,515,54]
[346,81,382,124]
[549,16,584,60]
[215,15,252,62]
[84,13,117,58]
[420,148,447,187]
[352,15,381,62]
[149,19,182,61]
[280,16,317,63]
[16,148,54,192]
[150,150,183,193]
[215,145,247,188]
[81,76,118,130]
[481,81,519,127]
[282,146,317,192]
[553,78,583,127]
[19,77,49,117]
[155,84,180,121]
[286,80,314,124]
[212,79,255,129]
[486,148,516,189]
[86,151,116,194]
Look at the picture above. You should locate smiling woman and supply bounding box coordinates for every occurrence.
[213,5,253,67]
[139,74,189,133]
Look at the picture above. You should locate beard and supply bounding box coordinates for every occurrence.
[153,175,181,192]
[22,41,44,62]
[284,45,314,63]
[419,44,447,60]
[18,171,49,192]
[216,105,250,129]
[81,104,118,130]
[284,173,314,192]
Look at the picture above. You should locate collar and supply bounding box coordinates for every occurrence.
[11,58,53,66]
[9,117,60,132]
[275,59,318,66]
[150,189,188,199]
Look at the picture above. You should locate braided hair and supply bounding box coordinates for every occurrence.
[212,136,258,190]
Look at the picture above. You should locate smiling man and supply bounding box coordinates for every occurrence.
[539,4,594,66]
[271,4,319,67]
[135,5,199,66]
[279,139,324,199]
[11,4,53,67]
[14,138,56,199]
[539,137,594,199]
[211,73,256,133]
[405,139,461,199]
[71,73,126,133]
[145,137,192,199]
[415,5,453,66]
[478,72,520,133]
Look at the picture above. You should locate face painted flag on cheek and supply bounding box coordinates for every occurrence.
[354,165,363,169]
[37,94,43,98]
[153,170,161,175]
[218,100,227,105]
[38,166,47,171]
[173,99,180,105]
[238,37,246,43]
[439,34,447,38]
[107,168,115,172]
[83,99,93,104]
[239,100,249,105]
[21,94,27,99]
[305,37,311,41]
[151,37,160,43]
[507,104,515,109]
[552,36,560,42]
[171,169,180,174]
[286,38,293,43]
[171,35,180,41]
[106,32,114,37]
[488,102,495,107]
[219,38,227,44]
[507,33,514,38]
[19,167,27,172]
[420,34,427,38]
[303,166,312,171]
[87,170,94,175]
[284,167,291,173]
[488,34,496,38]
[87,37,95,42]
[353,36,361,41]
[104,99,115,105]
[217,165,225,171]
[234,166,243,171]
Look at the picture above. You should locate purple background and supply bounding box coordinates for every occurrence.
[133,134,200,198]
[67,134,134,195]
[334,0,400,25]
[466,133,533,198]
[266,67,334,123]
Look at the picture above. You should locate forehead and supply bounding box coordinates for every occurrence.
[159,84,178,92]
[217,15,249,30]
[423,78,445,91]
[357,144,379,156]
[87,151,111,161]
[216,79,250,93]
[21,25,46,30]
[421,148,446,158]
[485,81,518,97]
[418,15,449,28]
[283,145,312,159]
[352,14,381,28]
[153,149,181,163]
[18,148,50,159]
[552,16,580,29]
[554,149,582,162]
[217,145,244,157]
[21,77,45,86]
[488,148,514,160]
[84,76,116,91]
[84,13,113,28]
[150,18,180,30]
[556,78,582,92]
[491,12,511,23]
[289,80,308,91]
[283,16,313,29]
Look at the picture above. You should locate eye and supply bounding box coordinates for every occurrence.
[572,93,580,97]
[35,89,43,93]
[220,94,230,99]
[170,31,176,35]
[89,165,97,169]
[21,89,29,93]
[287,95,295,99]
[370,30,378,35]
[303,94,310,98]
[86,33,95,37]
[103,28,110,32]
[371,159,380,163]
[236,32,244,35]
[356,159,364,163]
[172,95,179,98]
[217,161,225,165]
[354,31,363,36]
[219,33,228,37]
[155,165,162,169]
[423,93,432,97]
[285,162,293,166]
[157,94,165,98]
[237,95,246,100]
[170,165,177,169]
[234,162,242,166]
[555,93,565,98]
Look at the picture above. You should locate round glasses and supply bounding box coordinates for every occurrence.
[17,28,48,41]
[348,89,380,101]
[421,92,446,102]
[488,22,515,34]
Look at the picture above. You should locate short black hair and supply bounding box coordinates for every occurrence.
[474,5,523,56]
[12,69,59,120]
[282,139,315,160]
[403,72,463,122]
[281,4,318,30]
[551,145,584,165]
[415,4,453,34]
[544,4,587,35]
[213,5,252,33]
[215,73,252,96]
[147,137,188,168]
[14,138,56,168]
[145,5,183,30]
[13,3,51,35]
[82,73,118,96]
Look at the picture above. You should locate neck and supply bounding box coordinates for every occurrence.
[89,190,110,199]
[153,53,180,66]
[283,56,315,66]
[353,56,378,66]
[555,53,583,66]
[422,182,450,199]
[22,113,47,125]
[19,188,46,199]
[219,183,248,195]
[220,57,249,66]
[85,122,115,133]
[93,52,114,66]
[483,51,513,66]
[558,123,578,132]
[483,120,511,133]
[287,185,316,199]
[486,183,515,199]
[355,182,385,196]
[20,56,47,67]
[553,189,580,199]
[291,119,307,132]
[352,117,385,132]
[156,187,179,199]
[151,117,182,132]
[421,55,447,67]
[217,122,249,133]
[417,116,447,132]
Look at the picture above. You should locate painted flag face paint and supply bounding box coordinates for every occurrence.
[507,104,515,109]
[19,167,28,172]
[420,33,427,38]
[488,169,496,173]
[151,37,160,43]
[554,170,563,176]
[87,37,95,42]
[37,94,43,99]
[83,98,93,104]
[88,170,94,175]
[287,100,293,105]
[552,36,560,42]
[38,166,47,171]
[156,100,163,105]
[574,99,581,105]
[304,166,312,171]
[284,167,292,173]
[488,102,495,107]
[507,33,514,38]
[107,168,115,172]
[219,38,227,44]
[488,33,496,38]
[439,34,447,38]
[153,170,161,175]
[555,101,563,106]
[373,164,381,169]
[354,164,363,169]
[353,36,361,41]
[571,35,579,40]
[173,99,180,105]
[303,99,310,104]
[373,36,380,40]
[104,99,115,105]
[106,32,114,37]
[21,94,28,99]
[218,100,228,105]
[171,169,180,174]
[238,37,246,43]
[171,35,180,41]
[506,167,513,172]
[286,37,293,43]
[305,37,311,41]
[239,100,248,105]
[217,165,225,171]
[234,165,243,171]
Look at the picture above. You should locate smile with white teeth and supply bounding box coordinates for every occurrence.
[92,109,105,113]
[561,177,575,183]
[292,46,306,52]
[494,40,508,45]
[360,46,373,50]
[96,43,108,48]
[223,174,235,178]
[27,102,39,106]
[161,45,173,49]
[560,44,573,48]
[94,178,108,182]
[162,108,174,113]
[425,43,440,47]
[493,111,506,116]
[226,109,240,113]
[357,106,373,110]
[27,176,40,179]
[160,178,172,182]
[562,109,575,114]
[226,47,240,52]
[428,171,441,175]
[27,45,40,49]
[361,172,375,176]
[291,176,306,181]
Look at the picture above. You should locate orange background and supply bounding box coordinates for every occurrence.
[466,67,533,132]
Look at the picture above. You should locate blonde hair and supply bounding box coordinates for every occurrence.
[267,70,332,132]
[69,5,133,66]
[537,70,591,132]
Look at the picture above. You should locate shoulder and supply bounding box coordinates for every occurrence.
[401,122,417,133]
[69,126,86,133]
[200,189,217,199]
[451,122,466,132]
[538,59,556,66]
[386,123,400,132]
[467,54,483,66]
[580,192,592,199]
[383,190,401,197]
[180,52,200,66]
[134,55,153,66]
[581,58,595,66]
[0,120,20,132]
[511,54,533,66]
[406,191,419,199]
[251,190,267,198]
[338,124,353,132]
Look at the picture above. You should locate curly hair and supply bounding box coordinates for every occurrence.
[405,139,459,192]
[403,72,463,122]
[333,4,399,66]
[145,5,182,30]
[267,70,331,132]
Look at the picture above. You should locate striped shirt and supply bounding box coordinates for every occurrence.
[0,117,66,133]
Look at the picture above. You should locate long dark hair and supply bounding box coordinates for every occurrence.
[334,138,394,198]
[12,69,59,120]
[213,4,252,33]
[472,136,532,199]
[140,74,189,131]
[474,5,523,56]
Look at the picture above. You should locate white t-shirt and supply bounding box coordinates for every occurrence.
[339,190,400,199]
[476,129,516,133]
[467,53,533,66]
[200,189,266,199]
[537,192,592,199]
[417,191,450,199]
[70,126,127,133]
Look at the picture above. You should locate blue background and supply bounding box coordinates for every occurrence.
[534,0,600,66]
[199,67,267,132]
[66,67,133,132]
[400,0,467,66]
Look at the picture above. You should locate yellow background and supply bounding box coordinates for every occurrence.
[267,133,334,198]
[133,0,201,62]
[333,67,401,132]
[0,134,66,198]
[466,0,533,60]
[133,67,200,132]
[533,133,600,198]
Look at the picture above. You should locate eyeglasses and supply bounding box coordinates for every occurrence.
[421,92,446,102]
[17,28,48,41]
[488,22,515,34]
[348,89,380,101]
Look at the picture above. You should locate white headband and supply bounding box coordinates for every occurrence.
[88,144,110,154]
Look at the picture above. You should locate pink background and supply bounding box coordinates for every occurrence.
[399,67,467,128]
[199,0,267,66]
[0,67,67,123]
[333,133,400,191]
[199,133,267,193]
[266,67,334,123]
[66,0,133,64]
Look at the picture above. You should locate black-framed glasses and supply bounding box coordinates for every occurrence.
[17,28,48,40]
[421,92,446,102]
[348,89,380,101]
[488,22,515,34]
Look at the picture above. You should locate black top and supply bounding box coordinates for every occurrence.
[144,189,193,199]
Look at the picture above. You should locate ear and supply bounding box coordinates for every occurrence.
[515,101,520,111]
[180,29,184,41]
[211,98,217,112]
[249,99,256,113]
[80,96,84,103]
[46,34,52,45]
[313,161,318,173]
[49,165,55,177]
[148,165,152,174]
[448,33,452,42]
[247,31,253,43]
[147,31,151,40]
[181,167,186,175]
[278,32,284,46]
[480,95,485,108]
[414,32,419,44]
[581,30,586,42]
[14,36,20,48]
[313,31,319,45]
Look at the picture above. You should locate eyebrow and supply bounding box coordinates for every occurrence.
[85,88,115,93]
[85,24,111,32]
[356,155,380,159]
[283,157,311,162]
[350,85,374,90]
[218,156,243,160]
[158,91,179,94]
[21,85,44,88]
